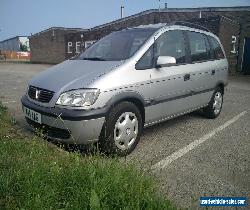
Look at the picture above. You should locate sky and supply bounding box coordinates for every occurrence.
[0,0,250,41]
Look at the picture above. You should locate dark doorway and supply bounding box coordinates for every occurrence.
[242,37,250,75]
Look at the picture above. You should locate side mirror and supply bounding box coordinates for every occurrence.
[156,56,176,68]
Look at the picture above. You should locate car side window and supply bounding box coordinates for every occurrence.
[155,30,186,64]
[136,30,186,70]
[208,36,225,59]
[135,45,154,70]
[187,31,210,62]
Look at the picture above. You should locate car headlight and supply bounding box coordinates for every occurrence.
[56,89,100,107]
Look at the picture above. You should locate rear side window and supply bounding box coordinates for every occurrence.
[187,31,210,62]
[208,36,225,59]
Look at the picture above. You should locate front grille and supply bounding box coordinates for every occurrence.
[28,86,54,103]
[26,117,71,140]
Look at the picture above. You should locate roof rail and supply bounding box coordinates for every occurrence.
[170,21,210,32]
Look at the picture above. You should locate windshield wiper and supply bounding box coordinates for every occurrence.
[82,57,106,61]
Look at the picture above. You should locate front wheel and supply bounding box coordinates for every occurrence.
[99,102,142,156]
[203,87,223,119]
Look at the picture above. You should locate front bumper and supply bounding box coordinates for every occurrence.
[21,95,106,144]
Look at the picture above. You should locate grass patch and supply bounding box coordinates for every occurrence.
[0,103,176,210]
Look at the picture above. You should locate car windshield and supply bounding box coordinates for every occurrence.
[76,28,156,61]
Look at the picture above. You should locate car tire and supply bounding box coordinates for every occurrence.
[99,101,142,156]
[203,87,223,119]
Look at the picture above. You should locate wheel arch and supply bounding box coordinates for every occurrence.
[215,82,225,95]
[105,92,146,125]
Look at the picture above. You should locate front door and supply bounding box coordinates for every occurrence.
[144,30,192,124]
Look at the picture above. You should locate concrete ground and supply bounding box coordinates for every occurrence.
[0,62,249,209]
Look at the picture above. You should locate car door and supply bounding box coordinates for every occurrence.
[138,29,194,125]
[184,31,216,108]
[207,35,228,88]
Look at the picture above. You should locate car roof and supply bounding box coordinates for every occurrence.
[128,21,211,34]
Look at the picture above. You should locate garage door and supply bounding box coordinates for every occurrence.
[242,37,250,75]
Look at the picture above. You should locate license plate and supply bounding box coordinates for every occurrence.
[23,106,42,124]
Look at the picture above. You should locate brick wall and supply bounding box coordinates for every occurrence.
[217,17,240,74]
[65,11,245,74]
[30,28,84,64]
[235,13,250,73]
[65,16,233,68]
[186,16,240,74]
[30,8,249,74]
[30,29,66,64]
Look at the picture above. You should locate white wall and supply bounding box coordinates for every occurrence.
[0,36,30,51]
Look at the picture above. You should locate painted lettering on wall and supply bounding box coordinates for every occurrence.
[231,36,237,54]
[67,41,96,54]
[67,42,73,53]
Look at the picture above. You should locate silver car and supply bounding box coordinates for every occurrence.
[21,22,228,155]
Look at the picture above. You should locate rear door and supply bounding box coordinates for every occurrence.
[183,31,215,108]
[206,35,228,89]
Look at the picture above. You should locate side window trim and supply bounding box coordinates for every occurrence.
[203,34,212,60]
[135,44,155,70]
[183,31,192,64]
[206,35,215,60]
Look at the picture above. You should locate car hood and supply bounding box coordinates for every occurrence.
[29,59,122,93]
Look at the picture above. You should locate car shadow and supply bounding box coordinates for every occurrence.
[142,109,205,136]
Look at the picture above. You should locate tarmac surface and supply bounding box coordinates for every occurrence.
[0,62,249,209]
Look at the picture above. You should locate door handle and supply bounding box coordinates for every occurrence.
[184,74,190,81]
[211,70,215,75]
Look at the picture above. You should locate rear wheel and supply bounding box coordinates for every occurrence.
[100,102,142,156]
[203,87,223,119]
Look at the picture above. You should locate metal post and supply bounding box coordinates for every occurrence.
[121,6,124,19]
[199,11,202,18]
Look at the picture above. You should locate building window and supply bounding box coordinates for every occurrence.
[76,41,81,54]
[68,42,73,53]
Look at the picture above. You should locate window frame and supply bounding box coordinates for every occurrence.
[135,44,155,70]
[205,35,215,60]
[135,30,189,70]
